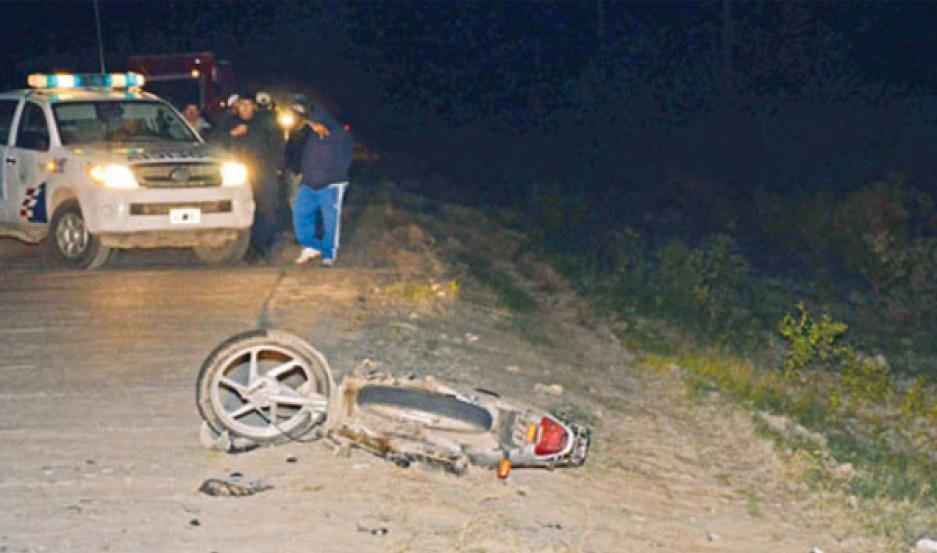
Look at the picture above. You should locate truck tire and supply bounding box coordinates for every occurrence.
[192,229,250,266]
[50,200,112,270]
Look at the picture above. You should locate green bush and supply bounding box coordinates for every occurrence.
[832,175,911,297]
[886,237,937,327]
[778,302,893,406]
[777,302,848,375]
[654,234,752,335]
[839,351,893,404]
[607,226,648,301]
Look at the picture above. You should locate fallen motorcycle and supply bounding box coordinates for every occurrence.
[195,329,590,477]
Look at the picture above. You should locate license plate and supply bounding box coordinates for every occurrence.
[169,208,201,225]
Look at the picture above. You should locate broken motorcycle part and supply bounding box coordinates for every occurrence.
[198,478,272,497]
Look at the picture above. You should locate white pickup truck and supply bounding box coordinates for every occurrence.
[0,72,254,269]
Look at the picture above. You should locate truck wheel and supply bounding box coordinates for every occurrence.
[50,200,112,270]
[193,229,250,266]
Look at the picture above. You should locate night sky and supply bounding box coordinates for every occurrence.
[2,2,935,106]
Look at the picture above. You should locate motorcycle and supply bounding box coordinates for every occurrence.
[196,329,590,477]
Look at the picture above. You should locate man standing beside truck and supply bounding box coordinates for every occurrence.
[212,92,283,260]
[285,98,353,267]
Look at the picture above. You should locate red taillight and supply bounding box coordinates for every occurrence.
[534,417,569,456]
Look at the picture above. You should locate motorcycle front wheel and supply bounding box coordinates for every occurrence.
[196,329,334,445]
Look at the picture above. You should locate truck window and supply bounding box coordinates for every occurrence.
[53,100,197,145]
[0,100,18,145]
[15,102,50,151]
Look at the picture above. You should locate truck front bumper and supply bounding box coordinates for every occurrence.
[81,185,254,237]
[99,228,243,249]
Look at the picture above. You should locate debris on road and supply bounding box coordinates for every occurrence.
[198,478,272,497]
[356,523,389,536]
[543,522,563,530]
[916,538,937,552]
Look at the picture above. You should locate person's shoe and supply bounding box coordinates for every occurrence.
[320,258,334,267]
[294,247,322,264]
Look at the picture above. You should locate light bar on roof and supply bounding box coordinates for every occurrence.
[27,72,145,89]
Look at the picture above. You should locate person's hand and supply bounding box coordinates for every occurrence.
[230,124,248,137]
[307,121,330,139]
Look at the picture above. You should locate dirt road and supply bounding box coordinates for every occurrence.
[0,188,886,552]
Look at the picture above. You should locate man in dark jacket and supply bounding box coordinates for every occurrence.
[212,92,284,259]
[286,99,353,266]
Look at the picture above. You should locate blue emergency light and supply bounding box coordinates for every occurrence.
[27,72,145,90]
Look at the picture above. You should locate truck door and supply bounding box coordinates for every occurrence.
[6,101,51,226]
[0,99,21,220]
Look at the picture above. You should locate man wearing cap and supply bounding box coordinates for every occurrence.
[284,97,353,266]
[213,92,284,259]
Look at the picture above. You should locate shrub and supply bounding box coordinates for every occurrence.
[839,351,893,404]
[899,376,928,423]
[654,234,753,335]
[607,226,648,300]
[778,302,893,406]
[832,175,911,297]
[891,237,937,327]
[777,301,848,375]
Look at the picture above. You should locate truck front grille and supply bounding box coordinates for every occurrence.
[129,201,232,216]
[133,162,221,188]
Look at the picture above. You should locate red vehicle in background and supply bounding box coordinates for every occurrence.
[127,51,235,121]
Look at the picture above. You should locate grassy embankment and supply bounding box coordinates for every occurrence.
[533,200,937,542]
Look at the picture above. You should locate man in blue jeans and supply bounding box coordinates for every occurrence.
[285,98,353,266]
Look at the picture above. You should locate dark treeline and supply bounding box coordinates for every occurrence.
[329,2,937,359]
[335,3,937,318]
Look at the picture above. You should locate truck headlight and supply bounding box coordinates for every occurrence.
[221,161,248,187]
[89,164,138,189]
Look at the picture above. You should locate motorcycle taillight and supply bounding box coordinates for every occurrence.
[534,417,569,456]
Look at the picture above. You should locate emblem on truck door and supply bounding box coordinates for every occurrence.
[20,183,48,223]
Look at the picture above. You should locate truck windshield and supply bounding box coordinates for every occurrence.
[52,100,197,145]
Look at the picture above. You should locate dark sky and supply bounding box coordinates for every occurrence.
[2,1,935,94]
[1,0,935,146]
